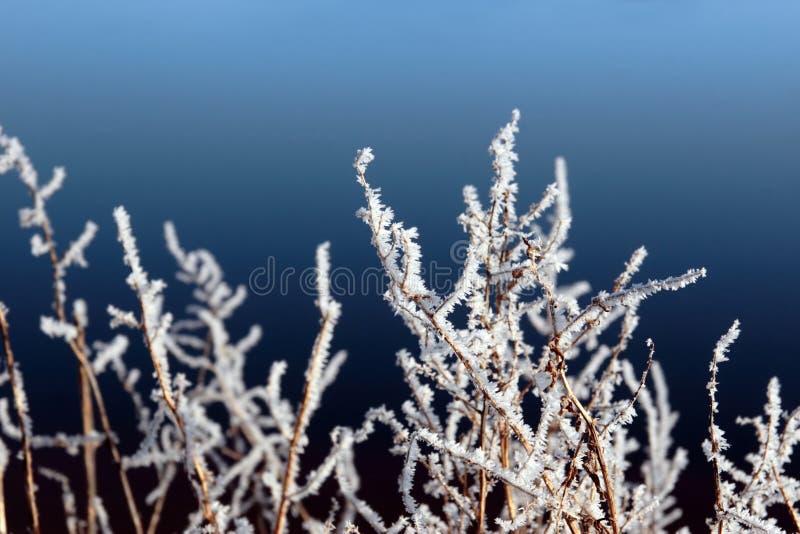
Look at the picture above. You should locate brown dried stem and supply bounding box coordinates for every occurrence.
[771,463,800,532]
[79,365,98,534]
[27,186,143,534]
[136,295,219,533]
[0,464,5,534]
[707,346,726,534]
[272,305,336,534]
[476,398,489,534]
[73,322,98,534]
[554,344,620,534]
[146,465,176,534]
[0,306,40,534]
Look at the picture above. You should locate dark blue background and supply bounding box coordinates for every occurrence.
[1,1,798,530]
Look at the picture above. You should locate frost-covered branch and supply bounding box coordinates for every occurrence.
[273,242,343,534]
[0,305,40,534]
[349,110,707,533]
[0,112,797,534]
[702,321,800,533]
[1,126,142,534]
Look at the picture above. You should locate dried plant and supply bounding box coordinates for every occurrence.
[0,113,796,533]
[704,321,800,533]
[343,111,702,534]
[0,302,40,533]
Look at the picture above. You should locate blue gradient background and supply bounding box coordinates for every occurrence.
[1,1,799,530]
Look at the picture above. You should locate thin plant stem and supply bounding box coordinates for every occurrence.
[476,398,489,534]
[146,465,176,534]
[0,464,6,534]
[27,187,144,534]
[272,307,335,534]
[79,365,98,534]
[0,307,40,534]
[772,463,800,532]
[136,292,219,533]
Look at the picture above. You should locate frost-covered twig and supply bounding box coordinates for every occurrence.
[0,305,40,534]
[0,437,6,534]
[39,467,79,534]
[0,126,142,534]
[703,320,800,533]
[350,110,705,533]
[705,320,740,533]
[0,111,798,534]
[112,206,220,532]
[273,242,343,534]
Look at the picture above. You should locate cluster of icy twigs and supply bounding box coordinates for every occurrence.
[0,112,798,534]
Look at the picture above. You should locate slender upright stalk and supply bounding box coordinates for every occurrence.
[558,365,619,534]
[75,348,143,534]
[38,209,99,534]
[78,339,98,534]
[707,321,739,534]
[146,465,176,534]
[136,296,219,533]
[22,184,143,534]
[476,399,489,534]
[772,464,800,532]
[499,425,518,528]
[0,307,41,534]
[0,465,6,534]
[273,310,335,534]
